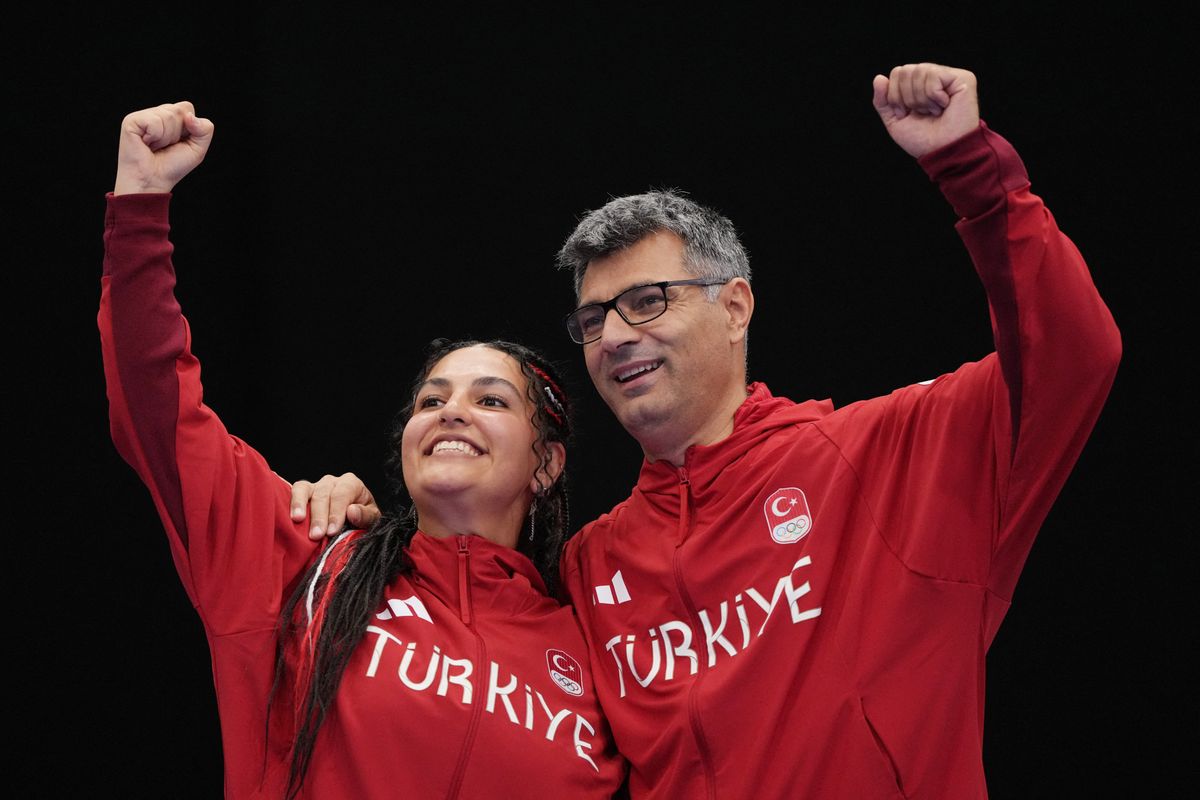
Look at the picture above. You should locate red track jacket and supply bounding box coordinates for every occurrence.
[561,123,1121,799]
[99,193,626,799]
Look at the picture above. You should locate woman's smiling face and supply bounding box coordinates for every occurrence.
[401,345,543,529]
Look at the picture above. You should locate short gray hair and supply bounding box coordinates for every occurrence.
[556,189,752,300]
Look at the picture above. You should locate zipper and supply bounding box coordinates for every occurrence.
[671,463,717,800]
[445,535,487,800]
[456,536,472,625]
[676,466,692,546]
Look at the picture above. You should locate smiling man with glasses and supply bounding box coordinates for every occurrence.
[551,62,1118,800]
[301,63,1120,798]
[557,185,758,469]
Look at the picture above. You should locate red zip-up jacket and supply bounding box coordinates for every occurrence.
[99,193,626,799]
[560,123,1121,799]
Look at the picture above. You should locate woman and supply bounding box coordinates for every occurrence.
[100,102,625,798]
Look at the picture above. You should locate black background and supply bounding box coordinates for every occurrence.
[8,4,1192,797]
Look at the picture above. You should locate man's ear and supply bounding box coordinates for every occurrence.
[723,278,754,344]
[531,441,567,494]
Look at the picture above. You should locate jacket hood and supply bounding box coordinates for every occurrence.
[635,382,831,502]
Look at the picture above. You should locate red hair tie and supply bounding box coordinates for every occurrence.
[528,364,567,426]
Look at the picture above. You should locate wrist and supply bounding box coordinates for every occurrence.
[112,177,174,196]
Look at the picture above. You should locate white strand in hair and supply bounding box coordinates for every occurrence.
[306,530,354,626]
[543,384,565,413]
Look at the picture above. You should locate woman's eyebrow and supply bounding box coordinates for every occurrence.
[418,376,521,395]
[472,376,521,395]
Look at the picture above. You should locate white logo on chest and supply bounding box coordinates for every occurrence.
[375,594,433,623]
[593,570,631,605]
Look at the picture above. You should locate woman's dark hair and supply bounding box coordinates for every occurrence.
[270,338,574,799]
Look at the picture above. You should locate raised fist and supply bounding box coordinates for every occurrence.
[872,64,979,159]
[113,101,214,195]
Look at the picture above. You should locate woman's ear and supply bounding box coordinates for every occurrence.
[531,441,567,494]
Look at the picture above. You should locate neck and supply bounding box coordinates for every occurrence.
[640,383,748,467]
[416,495,526,550]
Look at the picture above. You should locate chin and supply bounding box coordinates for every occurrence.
[615,397,675,438]
[411,473,477,499]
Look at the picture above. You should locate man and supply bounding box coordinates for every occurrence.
[299,63,1120,798]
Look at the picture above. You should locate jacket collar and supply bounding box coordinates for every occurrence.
[634,382,832,502]
[407,530,553,617]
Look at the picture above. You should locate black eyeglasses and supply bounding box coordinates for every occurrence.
[564,278,730,344]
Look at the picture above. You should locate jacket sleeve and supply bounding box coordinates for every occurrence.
[826,123,1120,622]
[99,192,321,637]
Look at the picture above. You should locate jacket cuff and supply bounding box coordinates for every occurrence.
[105,192,172,227]
[918,121,1030,219]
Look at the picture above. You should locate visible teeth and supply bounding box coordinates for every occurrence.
[617,361,662,382]
[433,440,481,456]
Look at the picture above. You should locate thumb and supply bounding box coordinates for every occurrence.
[871,74,891,115]
[346,503,382,528]
[183,112,215,156]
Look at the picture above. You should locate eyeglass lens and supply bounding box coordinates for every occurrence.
[569,284,670,343]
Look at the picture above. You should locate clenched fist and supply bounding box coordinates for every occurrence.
[113,101,214,195]
[872,64,979,159]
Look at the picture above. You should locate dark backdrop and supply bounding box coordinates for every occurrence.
[9,5,1190,797]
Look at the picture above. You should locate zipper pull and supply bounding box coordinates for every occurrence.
[457,535,472,626]
[677,466,692,546]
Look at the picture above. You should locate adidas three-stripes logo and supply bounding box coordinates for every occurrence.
[594,570,631,605]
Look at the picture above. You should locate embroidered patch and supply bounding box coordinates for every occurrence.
[546,649,584,696]
[764,487,813,544]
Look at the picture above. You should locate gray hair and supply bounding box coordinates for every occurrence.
[556,189,752,300]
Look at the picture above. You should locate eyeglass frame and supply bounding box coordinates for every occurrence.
[564,277,732,345]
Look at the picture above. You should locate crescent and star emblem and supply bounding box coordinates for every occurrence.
[771,496,798,517]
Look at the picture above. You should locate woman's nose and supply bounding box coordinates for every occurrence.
[438,395,472,425]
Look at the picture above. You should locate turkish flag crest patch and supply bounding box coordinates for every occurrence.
[764,487,813,544]
[546,649,584,696]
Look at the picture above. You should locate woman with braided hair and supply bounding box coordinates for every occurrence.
[100,101,626,798]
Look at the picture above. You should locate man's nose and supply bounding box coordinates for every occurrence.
[597,308,641,352]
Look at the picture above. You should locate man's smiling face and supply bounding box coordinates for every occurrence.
[578,231,741,456]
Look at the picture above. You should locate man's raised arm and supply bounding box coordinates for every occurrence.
[843,64,1121,612]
